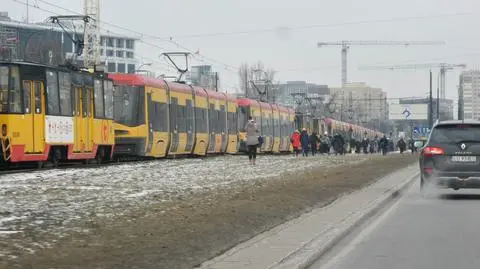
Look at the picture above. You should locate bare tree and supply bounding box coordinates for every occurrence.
[238,61,278,101]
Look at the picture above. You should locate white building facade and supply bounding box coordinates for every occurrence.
[459,70,480,120]
[330,82,388,127]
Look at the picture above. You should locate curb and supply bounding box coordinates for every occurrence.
[273,168,419,269]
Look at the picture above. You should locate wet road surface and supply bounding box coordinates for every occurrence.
[310,179,480,269]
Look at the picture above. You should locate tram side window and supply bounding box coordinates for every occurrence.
[104,80,114,119]
[113,85,145,126]
[195,107,207,133]
[170,97,178,131]
[94,79,105,118]
[237,107,247,131]
[209,105,215,133]
[186,99,194,132]
[227,111,236,134]
[151,102,167,132]
[219,105,226,134]
[58,72,72,116]
[46,70,60,115]
[178,105,187,132]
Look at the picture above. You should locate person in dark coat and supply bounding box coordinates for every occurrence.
[332,133,345,155]
[379,135,388,155]
[397,138,407,154]
[309,132,319,156]
[362,137,369,154]
[300,128,310,157]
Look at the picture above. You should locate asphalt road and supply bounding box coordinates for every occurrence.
[310,178,480,269]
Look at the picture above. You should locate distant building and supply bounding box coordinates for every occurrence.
[188,65,218,90]
[399,97,454,122]
[276,81,329,109]
[330,82,388,128]
[0,11,138,73]
[459,70,480,120]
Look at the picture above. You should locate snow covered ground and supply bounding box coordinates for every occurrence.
[0,154,370,259]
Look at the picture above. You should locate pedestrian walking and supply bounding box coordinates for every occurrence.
[397,137,407,154]
[300,128,310,157]
[379,135,388,155]
[309,132,319,156]
[244,116,259,165]
[291,130,301,157]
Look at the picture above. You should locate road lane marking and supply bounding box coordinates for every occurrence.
[317,179,416,269]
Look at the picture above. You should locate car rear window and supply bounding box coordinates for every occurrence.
[430,124,480,143]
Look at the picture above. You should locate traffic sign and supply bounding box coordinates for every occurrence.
[402,109,411,119]
[414,126,430,136]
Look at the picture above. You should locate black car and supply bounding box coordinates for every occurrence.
[420,120,480,191]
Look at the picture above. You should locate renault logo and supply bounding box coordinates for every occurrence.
[461,143,467,150]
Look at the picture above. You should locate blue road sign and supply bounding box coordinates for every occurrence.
[414,126,431,136]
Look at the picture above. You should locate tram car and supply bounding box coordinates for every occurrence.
[0,61,115,167]
[320,117,384,140]
[236,98,295,153]
[109,73,239,158]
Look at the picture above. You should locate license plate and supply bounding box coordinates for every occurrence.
[451,156,477,162]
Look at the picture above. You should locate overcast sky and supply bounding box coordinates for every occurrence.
[4,0,480,102]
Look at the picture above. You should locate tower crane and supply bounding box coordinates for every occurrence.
[359,63,466,99]
[316,40,445,85]
[83,0,100,69]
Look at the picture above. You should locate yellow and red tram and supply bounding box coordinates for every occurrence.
[320,117,384,140]
[236,98,295,153]
[0,61,115,167]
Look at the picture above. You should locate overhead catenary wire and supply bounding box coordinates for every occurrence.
[154,12,476,40]
[10,0,238,74]
[32,0,240,73]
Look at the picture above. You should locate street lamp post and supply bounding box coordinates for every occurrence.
[436,71,440,121]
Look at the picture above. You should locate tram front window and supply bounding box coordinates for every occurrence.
[0,66,8,113]
[0,66,21,114]
[113,85,145,127]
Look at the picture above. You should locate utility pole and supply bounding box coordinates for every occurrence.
[429,70,433,127]
[436,72,440,120]
[26,0,29,23]
[214,72,219,92]
[244,68,248,97]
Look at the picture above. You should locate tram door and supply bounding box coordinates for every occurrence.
[73,87,93,152]
[74,87,83,152]
[22,80,45,153]
[82,87,93,152]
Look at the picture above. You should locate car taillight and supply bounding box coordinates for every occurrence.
[1,124,6,136]
[423,146,444,156]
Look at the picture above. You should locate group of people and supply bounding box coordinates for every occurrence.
[290,129,346,157]
[244,116,415,164]
[350,135,392,155]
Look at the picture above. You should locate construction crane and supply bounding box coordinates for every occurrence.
[359,63,466,99]
[83,0,100,69]
[316,40,445,85]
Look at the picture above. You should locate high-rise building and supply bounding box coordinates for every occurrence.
[459,70,480,120]
[330,82,388,128]
[0,12,138,73]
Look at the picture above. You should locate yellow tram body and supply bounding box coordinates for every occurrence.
[0,62,114,167]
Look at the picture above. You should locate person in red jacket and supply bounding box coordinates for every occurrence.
[291,130,301,157]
